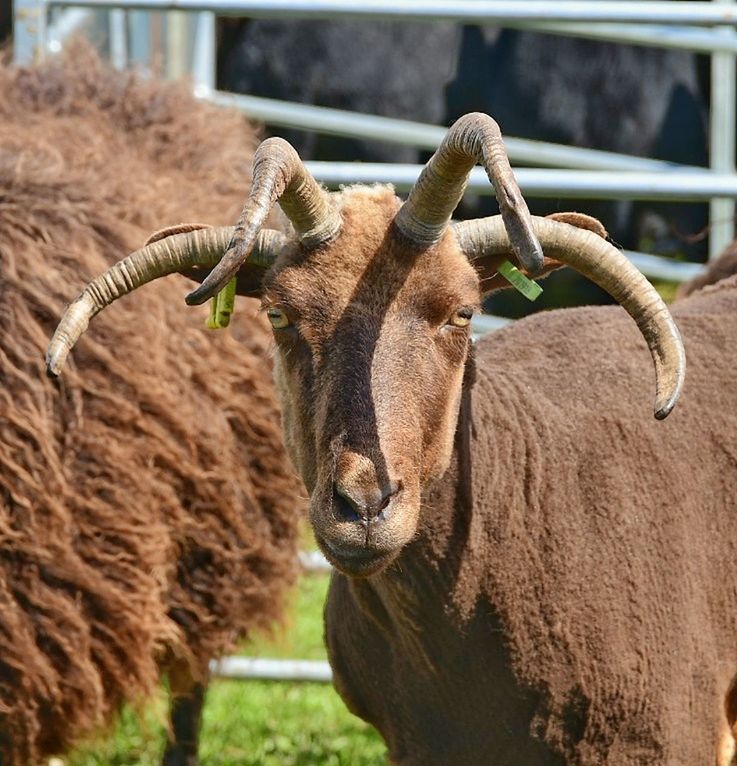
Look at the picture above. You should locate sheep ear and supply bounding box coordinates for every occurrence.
[477,255,563,295]
[545,211,609,239]
[475,212,608,295]
[144,222,213,246]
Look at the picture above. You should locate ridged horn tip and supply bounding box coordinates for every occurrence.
[45,354,62,379]
[655,399,676,421]
[185,282,213,306]
[653,332,686,420]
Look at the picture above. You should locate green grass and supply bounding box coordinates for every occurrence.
[66,574,387,766]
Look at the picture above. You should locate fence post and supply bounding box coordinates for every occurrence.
[128,9,151,67]
[165,9,188,78]
[109,8,128,68]
[710,0,737,260]
[13,0,46,63]
[191,10,216,93]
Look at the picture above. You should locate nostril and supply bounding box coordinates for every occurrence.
[332,480,403,524]
[376,480,402,521]
[380,480,401,510]
[332,484,364,523]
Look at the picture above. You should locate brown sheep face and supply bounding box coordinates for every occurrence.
[263,187,479,577]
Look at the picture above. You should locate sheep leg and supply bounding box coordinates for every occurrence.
[162,660,208,766]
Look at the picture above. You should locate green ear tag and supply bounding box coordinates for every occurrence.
[498,260,543,302]
[206,277,237,329]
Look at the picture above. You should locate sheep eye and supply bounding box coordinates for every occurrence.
[447,308,473,328]
[266,308,291,329]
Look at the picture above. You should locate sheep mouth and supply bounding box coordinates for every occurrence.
[318,536,400,578]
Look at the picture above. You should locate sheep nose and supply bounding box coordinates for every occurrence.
[332,480,401,524]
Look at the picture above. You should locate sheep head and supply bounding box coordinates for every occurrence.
[258,185,484,576]
[47,113,685,578]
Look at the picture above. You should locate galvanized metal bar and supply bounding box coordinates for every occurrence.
[709,0,737,260]
[34,3,737,55]
[127,9,151,66]
[473,314,512,335]
[205,91,697,173]
[108,8,128,68]
[622,251,704,282]
[27,0,737,23]
[298,550,332,573]
[13,0,46,63]
[513,20,737,53]
[165,9,187,79]
[191,11,215,92]
[40,0,737,26]
[210,657,333,683]
[304,161,737,201]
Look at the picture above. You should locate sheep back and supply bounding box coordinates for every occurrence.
[458,284,737,762]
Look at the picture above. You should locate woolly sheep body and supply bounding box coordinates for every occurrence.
[0,48,302,764]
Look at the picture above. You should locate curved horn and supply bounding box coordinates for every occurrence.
[186,137,341,306]
[46,226,286,377]
[453,216,685,420]
[394,112,543,274]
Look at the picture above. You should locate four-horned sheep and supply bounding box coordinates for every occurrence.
[48,107,737,765]
[0,47,303,765]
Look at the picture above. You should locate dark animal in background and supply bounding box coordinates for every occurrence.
[0,47,303,765]
[218,18,709,315]
[218,18,460,164]
[446,27,708,250]
[219,19,708,243]
[0,0,10,44]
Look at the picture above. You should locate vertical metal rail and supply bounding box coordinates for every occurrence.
[165,9,187,78]
[109,8,128,68]
[13,0,45,63]
[710,0,737,260]
[127,9,151,66]
[191,10,215,93]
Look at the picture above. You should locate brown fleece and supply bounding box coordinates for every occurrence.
[0,47,302,764]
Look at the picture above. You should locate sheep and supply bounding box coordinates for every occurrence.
[48,112,737,764]
[0,47,303,765]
